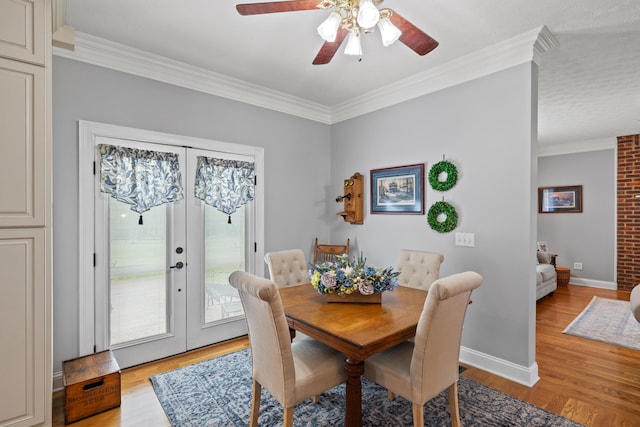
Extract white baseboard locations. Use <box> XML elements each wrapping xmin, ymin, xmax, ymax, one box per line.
<box><xmin>53</xmin><ymin>370</ymin><xmax>64</xmax><ymax>392</ymax></box>
<box><xmin>460</xmin><ymin>346</ymin><xmax>539</xmax><ymax>387</ymax></box>
<box><xmin>457</xmin><ymin>278</ymin><xmax>617</xmax><ymax>387</ymax></box>
<box><xmin>569</xmin><ymin>278</ymin><xmax>617</xmax><ymax>290</ymax></box>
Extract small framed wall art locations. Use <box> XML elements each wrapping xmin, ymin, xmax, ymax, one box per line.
<box><xmin>538</xmin><ymin>185</ymin><xmax>583</xmax><ymax>213</ymax></box>
<box><xmin>370</xmin><ymin>163</ymin><xmax>425</xmax><ymax>214</ymax></box>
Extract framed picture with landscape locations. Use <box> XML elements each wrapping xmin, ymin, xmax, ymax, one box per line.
<box><xmin>538</xmin><ymin>185</ymin><xmax>583</xmax><ymax>213</ymax></box>
<box><xmin>370</xmin><ymin>163</ymin><xmax>425</xmax><ymax>214</ymax></box>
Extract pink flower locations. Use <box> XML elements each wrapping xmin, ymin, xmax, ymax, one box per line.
<box><xmin>358</xmin><ymin>280</ymin><xmax>375</xmax><ymax>295</ymax></box>
<box><xmin>321</xmin><ymin>272</ymin><xmax>337</xmax><ymax>289</ymax></box>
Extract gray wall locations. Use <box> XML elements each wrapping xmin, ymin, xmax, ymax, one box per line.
<box><xmin>53</xmin><ymin>56</ymin><xmax>540</xmax><ymax>378</ymax></box>
<box><xmin>52</xmin><ymin>57</ymin><xmax>332</xmax><ymax>373</ymax></box>
<box><xmin>538</xmin><ymin>150</ymin><xmax>615</xmax><ymax>283</ymax></box>
<box><xmin>330</xmin><ymin>63</ymin><xmax>539</xmax><ymax>368</ymax></box>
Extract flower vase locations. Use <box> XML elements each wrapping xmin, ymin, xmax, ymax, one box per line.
<box><xmin>326</xmin><ymin>292</ymin><xmax>382</xmax><ymax>304</ymax></box>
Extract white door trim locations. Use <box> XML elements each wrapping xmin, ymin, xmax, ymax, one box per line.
<box><xmin>78</xmin><ymin>120</ymin><xmax>264</xmax><ymax>356</ymax></box>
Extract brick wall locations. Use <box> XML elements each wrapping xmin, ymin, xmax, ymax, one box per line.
<box><xmin>617</xmin><ymin>134</ymin><xmax>640</xmax><ymax>291</ymax></box>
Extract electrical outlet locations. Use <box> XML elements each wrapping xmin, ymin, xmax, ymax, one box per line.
<box><xmin>573</xmin><ymin>262</ymin><xmax>583</xmax><ymax>270</ymax></box>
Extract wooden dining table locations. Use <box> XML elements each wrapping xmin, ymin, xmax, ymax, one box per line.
<box><xmin>278</xmin><ymin>284</ymin><xmax>428</xmax><ymax>427</ymax></box>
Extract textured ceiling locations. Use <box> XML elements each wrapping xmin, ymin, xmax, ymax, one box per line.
<box><xmin>63</xmin><ymin>0</ymin><xmax>640</xmax><ymax>147</ymax></box>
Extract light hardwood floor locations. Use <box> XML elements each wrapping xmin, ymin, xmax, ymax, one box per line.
<box><xmin>52</xmin><ymin>284</ymin><xmax>640</xmax><ymax>426</ymax></box>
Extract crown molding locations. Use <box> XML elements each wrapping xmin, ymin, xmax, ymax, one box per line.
<box><xmin>53</xmin><ymin>27</ymin><xmax>557</xmax><ymax>125</ymax></box>
<box><xmin>538</xmin><ymin>137</ymin><xmax>616</xmax><ymax>157</ymax></box>
<box><xmin>330</xmin><ymin>26</ymin><xmax>558</xmax><ymax>123</ymax></box>
<box><xmin>532</xmin><ymin>26</ymin><xmax>558</xmax><ymax>66</ymax></box>
<box><xmin>53</xmin><ymin>32</ymin><xmax>333</xmax><ymax>124</ymax></box>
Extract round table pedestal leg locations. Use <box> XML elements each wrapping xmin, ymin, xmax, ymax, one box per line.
<box><xmin>344</xmin><ymin>358</ymin><xmax>364</xmax><ymax>427</ymax></box>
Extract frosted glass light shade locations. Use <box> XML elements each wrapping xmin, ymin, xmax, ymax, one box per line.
<box><xmin>344</xmin><ymin>31</ymin><xmax>362</xmax><ymax>56</ymax></box>
<box><xmin>317</xmin><ymin>11</ymin><xmax>341</xmax><ymax>42</ymax></box>
<box><xmin>356</xmin><ymin>0</ymin><xmax>380</xmax><ymax>29</ymax></box>
<box><xmin>377</xmin><ymin>17</ymin><xmax>401</xmax><ymax>46</ymax></box>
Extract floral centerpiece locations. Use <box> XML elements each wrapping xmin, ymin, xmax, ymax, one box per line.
<box><xmin>308</xmin><ymin>254</ymin><xmax>400</xmax><ymax>298</ymax></box>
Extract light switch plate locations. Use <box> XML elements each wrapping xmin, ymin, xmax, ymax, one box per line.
<box><xmin>455</xmin><ymin>232</ymin><xmax>475</xmax><ymax>247</ymax></box>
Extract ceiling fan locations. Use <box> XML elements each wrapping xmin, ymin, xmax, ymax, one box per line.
<box><xmin>235</xmin><ymin>0</ymin><xmax>439</xmax><ymax>64</ymax></box>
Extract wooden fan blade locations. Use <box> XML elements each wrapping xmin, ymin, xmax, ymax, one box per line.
<box><xmin>388</xmin><ymin>10</ymin><xmax>439</xmax><ymax>56</ymax></box>
<box><xmin>312</xmin><ymin>28</ymin><xmax>349</xmax><ymax>65</ymax></box>
<box><xmin>236</xmin><ymin>0</ymin><xmax>321</xmax><ymax>15</ymax></box>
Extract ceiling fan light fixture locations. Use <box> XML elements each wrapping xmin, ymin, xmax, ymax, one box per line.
<box><xmin>317</xmin><ymin>11</ymin><xmax>342</xmax><ymax>42</ymax></box>
<box><xmin>377</xmin><ymin>17</ymin><xmax>401</xmax><ymax>46</ymax></box>
<box><xmin>356</xmin><ymin>0</ymin><xmax>380</xmax><ymax>29</ymax></box>
<box><xmin>344</xmin><ymin>31</ymin><xmax>362</xmax><ymax>56</ymax></box>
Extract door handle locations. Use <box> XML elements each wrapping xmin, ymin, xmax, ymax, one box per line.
<box><xmin>169</xmin><ymin>261</ymin><xmax>184</xmax><ymax>270</ymax></box>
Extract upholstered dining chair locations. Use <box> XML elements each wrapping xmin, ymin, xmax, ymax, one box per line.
<box><xmin>313</xmin><ymin>238</ymin><xmax>350</xmax><ymax>264</ymax></box>
<box><xmin>396</xmin><ymin>249</ymin><xmax>445</xmax><ymax>291</ymax></box>
<box><xmin>229</xmin><ymin>271</ymin><xmax>346</xmax><ymax>427</ymax></box>
<box><xmin>363</xmin><ymin>271</ymin><xmax>482</xmax><ymax>427</ymax></box>
<box><xmin>264</xmin><ymin>248</ymin><xmax>313</xmax><ymax>343</ymax></box>
<box><xmin>264</xmin><ymin>249</ymin><xmax>309</xmax><ymax>288</ymax></box>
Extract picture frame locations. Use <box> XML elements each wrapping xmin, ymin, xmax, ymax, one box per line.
<box><xmin>370</xmin><ymin>163</ymin><xmax>425</xmax><ymax>214</ymax></box>
<box><xmin>538</xmin><ymin>185</ymin><xmax>583</xmax><ymax>213</ymax></box>
<box><xmin>537</xmin><ymin>241</ymin><xmax>548</xmax><ymax>252</ymax></box>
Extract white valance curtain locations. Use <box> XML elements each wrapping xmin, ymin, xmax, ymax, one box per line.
<box><xmin>194</xmin><ymin>157</ymin><xmax>255</xmax><ymax>223</ymax></box>
<box><xmin>99</xmin><ymin>144</ymin><xmax>184</xmax><ymax>224</ymax></box>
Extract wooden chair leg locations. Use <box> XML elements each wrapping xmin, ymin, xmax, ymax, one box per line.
<box><xmin>283</xmin><ymin>406</ymin><xmax>295</xmax><ymax>427</ymax></box>
<box><xmin>448</xmin><ymin>382</ymin><xmax>461</xmax><ymax>427</ymax></box>
<box><xmin>250</xmin><ymin>379</ymin><xmax>261</xmax><ymax>427</ymax></box>
<box><xmin>312</xmin><ymin>395</ymin><xmax>319</xmax><ymax>403</ymax></box>
<box><xmin>412</xmin><ymin>402</ymin><xmax>424</xmax><ymax>427</ymax></box>
<box><xmin>387</xmin><ymin>390</ymin><xmax>396</xmax><ymax>401</ymax></box>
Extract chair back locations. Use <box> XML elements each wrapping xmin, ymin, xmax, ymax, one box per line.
<box><xmin>410</xmin><ymin>271</ymin><xmax>482</xmax><ymax>404</ymax></box>
<box><xmin>313</xmin><ymin>238</ymin><xmax>350</xmax><ymax>264</ymax></box>
<box><xmin>396</xmin><ymin>249</ymin><xmax>444</xmax><ymax>290</ymax></box>
<box><xmin>229</xmin><ymin>271</ymin><xmax>295</xmax><ymax>404</ymax></box>
<box><xmin>264</xmin><ymin>249</ymin><xmax>308</xmax><ymax>287</ymax></box>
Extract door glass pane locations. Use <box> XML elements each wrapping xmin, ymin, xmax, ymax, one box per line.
<box><xmin>204</xmin><ymin>206</ymin><xmax>245</xmax><ymax>323</ymax></box>
<box><xmin>109</xmin><ymin>199</ymin><xmax>168</xmax><ymax>345</ymax></box>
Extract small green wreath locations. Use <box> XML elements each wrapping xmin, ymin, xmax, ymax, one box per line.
<box><xmin>427</xmin><ymin>201</ymin><xmax>458</xmax><ymax>233</ymax></box>
<box><xmin>429</xmin><ymin>160</ymin><xmax>458</xmax><ymax>191</ymax></box>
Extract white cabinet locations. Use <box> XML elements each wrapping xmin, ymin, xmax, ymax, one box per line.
<box><xmin>0</xmin><ymin>57</ymin><xmax>46</xmax><ymax>227</ymax></box>
<box><xmin>0</xmin><ymin>0</ymin><xmax>46</xmax><ymax>65</ymax></box>
<box><xmin>0</xmin><ymin>1</ymin><xmax>51</xmax><ymax>426</ymax></box>
<box><xmin>0</xmin><ymin>229</ymin><xmax>47</xmax><ymax>426</ymax></box>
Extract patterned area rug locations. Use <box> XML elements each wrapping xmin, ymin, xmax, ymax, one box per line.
<box><xmin>563</xmin><ymin>296</ymin><xmax>640</xmax><ymax>350</ymax></box>
<box><xmin>150</xmin><ymin>349</ymin><xmax>582</xmax><ymax>427</ymax></box>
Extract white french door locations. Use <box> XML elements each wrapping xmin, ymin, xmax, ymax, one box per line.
<box><xmin>79</xmin><ymin>121</ymin><xmax>263</xmax><ymax>368</ymax></box>
<box><xmin>185</xmin><ymin>148</ymin><xmax>254</xmax><ymax>350</ymax></box>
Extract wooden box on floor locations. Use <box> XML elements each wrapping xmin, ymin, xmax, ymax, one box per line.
<box><xmin>62</xmin><ymin>350</ymin><xmax>121</xmax><ymax>424</ymax></box>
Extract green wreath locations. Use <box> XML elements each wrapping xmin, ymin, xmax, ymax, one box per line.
<box><xmin>427</xmin><ymin>201</ymin><xmax>458</xmax><ymax>233</ymax></box>
<box><xmin>429</xmin><ymin>160</ymin><xmax>458</xmax><ymax>191</ymax></box>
